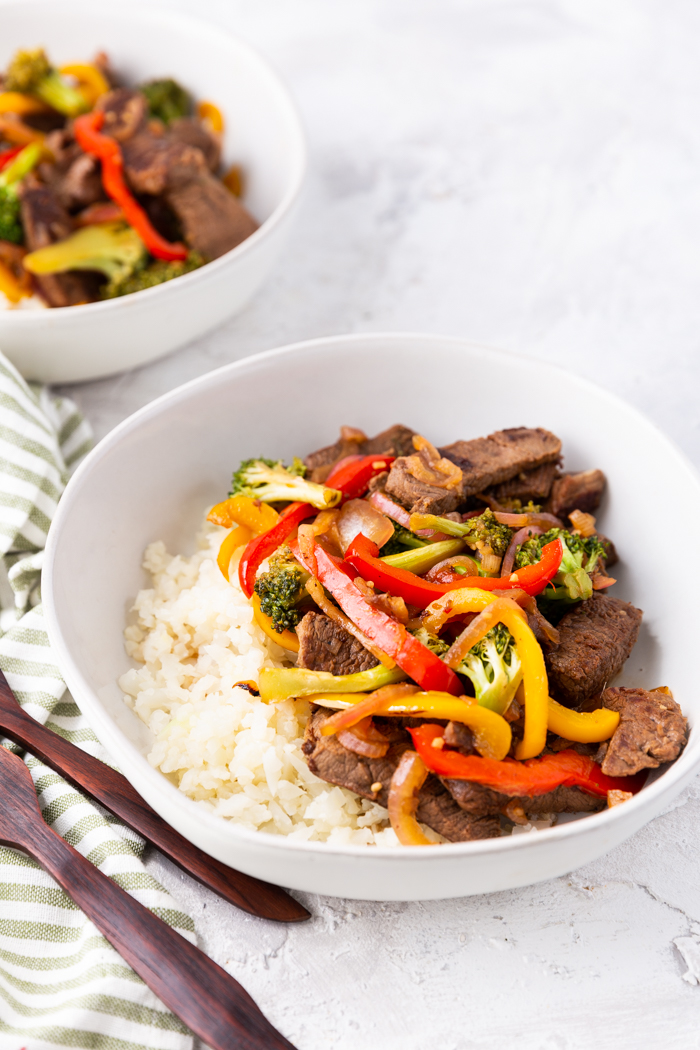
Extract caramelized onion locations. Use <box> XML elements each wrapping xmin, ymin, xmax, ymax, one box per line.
<box><xmin>297</xmin><ymin>524</ymin><xmax>317</xmax><ymax>575</ymax></box>
<box><xmin>388</xmin><ymin>751</ymin><xmax>432</xmax><ymax>845</ymax></box>
<box><xmin>479</xmin><ymin>549</ymin><xmax>502</xmax><ymax>575</ymax></box>
<box><xmin>501</xmin><ymin>525</ymin><xmax>543</xmax><ymax>577</ymax></box>
<box><xmin>494</xmin><ymin>511</ymin><xmax>563</xmax><ymax>529</ymax></box>
<box><xmin>569</xmin><ymin>509</ymin><xmax>596</xmax><ymax>537</ymax></box>
<box><xmin>591</xmin><ymin>573</ymin><xmax>617</xmax><ymax>590</ymax></box>
<box><xmin>338</xmin><ymin>498</ymin><xmax>395</xmax><ymax>553</ymax></box>
<box><xmin>305</xmin><ymin>577</ymin><xmax>396</xmax><ymax>668</ymax></box>
<box><xmin>320</xmin><ymin>683</ymin><xmax>422</xmax><ymax>735</ymax></box>
<box><xmin>337</xmin><ymin>716</ymin><xmax>389</xmax><ymax>758</ymax></box>
<box><xmin>405</xmin><ymin>436</ymin><xmax>463</xmax><ymax>491</ymax></box>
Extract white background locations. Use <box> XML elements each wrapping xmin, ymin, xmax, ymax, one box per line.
<box><xmin>59</xmin><ymin>2</ymin><xmax>700</xmax><ymax>1047</ymax></box>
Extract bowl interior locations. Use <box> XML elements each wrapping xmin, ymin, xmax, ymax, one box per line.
<box><xmin>45</xmin><ymin>334</ymin><xmax>700</xmax><ymax>872</ymax></box>
<box><xmin>0</xmin><ymin>1</ymin><xmax>302</xmax><ymax>227</ymax></box>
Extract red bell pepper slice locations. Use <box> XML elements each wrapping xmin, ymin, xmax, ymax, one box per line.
<box><xmin>346</xmin><ymin>534</ymin><xmax>564</xmax><ymax>606</ymax></box>
<box><xmin>313</xmin><ymin>544</ymin><xmax>463</xmax><ymax>694</ymax></box>
<box><xmin>238</xmin><ymin>501</ymin><xmax>313</xmax><ymax>598</ymax></box>
<box><xmin>0</xmin><ymin>146</ymin><xmax>23</xmax><ymax>173</ymax></box>
<box><xmin>325</xmin><ymin>454</ymin><xmax>395</xmax><ymax>500</ymax></box>
<box><xmin>409</xmin><ymin>723</ymin><xmax>647</xmax><ymax>797</ymax></box>
<box><xmin>73</xmin><ymin>111</ymin><xmax>188</xmax><ymax>262</ymax></box>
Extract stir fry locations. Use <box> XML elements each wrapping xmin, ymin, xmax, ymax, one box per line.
<box><xmin>0</xmin><ymin>47</ymin><xmax>256</xmax><ymax>308</ymax></box>
<box><xmin>209</xmin><ymin>424</ymin><xmax>688</xmax><ymax>845</ymax></box>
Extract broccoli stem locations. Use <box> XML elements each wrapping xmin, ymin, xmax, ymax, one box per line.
<box><xmin>380</xmin><ymin>538</ymin><xmax>466</xmax><ymax>574</ymax></box>
<box><xmin>34</xmin><ymin>71</ymin><xmax>88</xmax><ymax>117</ymax></box>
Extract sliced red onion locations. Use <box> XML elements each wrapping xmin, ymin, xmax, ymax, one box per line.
<box><xmin>501</xmin><ymin>525</ymin><xmax>543</xmax><ymax>577</ymax></box>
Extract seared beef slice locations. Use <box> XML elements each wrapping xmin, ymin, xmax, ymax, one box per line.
<box><xmin>443</xmin><ymin>778</ymin><xmax>604</xmax><ymax>817</ymax></box>
<box><xmin>296</xmin><ymin>611</ymin><xmax>378</xmax><ymax>675</ymax></box>
<box><xmin>384</xmin><ymin>457</ymin><xmax>463</xmax><ymax>516</ymax></box>
<box><xmin>98</xmin><ymin>88</ymin><xmax>258</xmax><ymax>260</ymax></box>
<box><xmin>545</xmin><ymin>593</ymin><xmax>642</xmax><ymax>706</ymax></box>
<box><xmin>304</xmin><ymin>425</ymin><xmax>417</xmax><ymax>483</ymax></box>
<box><xmin>600</xmin><ymin>687</ymin><xmax>687</xmax><ymax>777</ymax></box>
<box><xmin>303</xmin><ymin>709</ymin><xmax>500</xmax><ymax>841</ymax></box>
<box><xmin>487</xmin><ymin>462</ymin><xmax>559</xmax><ymax>504</ymax></box>
<box><xmin>19</xmin><ymin>182</ymin><xmax>98</xmax><ymax>306</ymax></box>
<box><xmin>547</xmin><ymin>469</ymin><xmax>607</xmax><ymax>519</ymax></box>
<box><xmin>439</xmin><ymin>427</ymin><xmax>561</xmax><ymax>497</ymax></box>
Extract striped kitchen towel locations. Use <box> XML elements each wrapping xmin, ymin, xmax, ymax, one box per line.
<box><xmin>0</xmin><ymin>354</ymin><xmax>195</xmax><ymax>1050</ymax></box>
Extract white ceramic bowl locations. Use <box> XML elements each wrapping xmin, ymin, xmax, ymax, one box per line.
<box><xmin>0</xmin><ymin>1</ymin><xmax>306</xmax><ymax>384</ymax></box>
<box><xmin>44</xmin><ymin>334</ymin><xmax>700</xmax><ymax>901</ymax></box>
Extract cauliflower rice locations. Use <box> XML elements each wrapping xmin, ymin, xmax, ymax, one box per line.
<box><xmin>119</xmin><ymin>521</ymin><xmax>406</xmax><ymax>845</ymax></box>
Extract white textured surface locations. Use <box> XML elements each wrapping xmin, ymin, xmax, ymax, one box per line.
<box><xmin>56</xmin><ymin>1</ymin><xmax>700</xmax><ymax>1045</ymax></box>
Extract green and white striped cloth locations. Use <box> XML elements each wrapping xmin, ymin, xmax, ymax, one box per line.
<box><xmin>0</xmin><ymin>354</ymin><xmax>195</xmax><ymax>1050</ymax></box>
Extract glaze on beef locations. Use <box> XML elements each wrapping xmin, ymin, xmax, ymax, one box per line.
<box><xmin>545</xmin><ymin>593</ymin><xmax>642</xmax><ymax>706</ymax></box>
<box><xmin>600</xmin><ymin>687</ymin><xmax>687</xmax><ymax>777</ymax></box>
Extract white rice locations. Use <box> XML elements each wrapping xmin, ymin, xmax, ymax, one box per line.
<box><xmin>0</xmin><ymin>290</ymin><xmax>47</xmax><ymax>311</ymax></box>
<box><xmin>119</xmin><ymin>520</ymin><xmax>410</xmax><ymax>845</ymax></box>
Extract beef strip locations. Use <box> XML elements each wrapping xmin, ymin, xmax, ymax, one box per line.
<box><xmin>600</xmin><ymin>687</ymin><xmax>687</xmax><ymax>777</ymax></box>
<box><xmin>97</xmin><ymin>88</ymin><xmax>148</xmax><ymax>142</ymax></box>
<box><xmin>97</xmin><ymin>89</ymin><xmax>257</xmax><ymax>260</ymax></box>
<box><xmin>296</xmin><ymin>611</ymin><xmax>378</xmax><ymax>675</ymax></box>
<box><xmin>19</xmin><ymin>181</ymin><xmax>99</xmax><ymax>307</ymax></box>
<box><xmin>96</xmin><ymin>88</ymin><xmax>148</xmax><ymax>141</ymax></box>
<box><xmin>304</xmin><ymin>425</ymin><xmax>417</xmax><ymax>483</ymax></box>
<box><xmin>384</xmin><ymin>457</ymin><xmax>462</xmax><ymax>516</ymax></box>
<box><xmin>439</xmin><ymin>427</ymin><xmax>562</xmax><ymax>497</ymax></box>
<box><xmin>303</xmin><ymin>709</ymin><xmax>500</xmax><ymax>841</ymax></box>
<box><xmin>486</xmin><ymin>462</ymin><xmax>559</xmax><ymax>505</ymax></box>
<box><xmin>546</xmin><ymin>469</ymin><xmax>607</xmax><ymax>519</ymax></box>
<box><xmin>364</xmin><ymin>424</ymin><xmax>417</xmax><ymax>458</ymax></box>
<box><xmin>544</xmin><ymin>593</ymin><xmax>642</xmax><ymax>706</ymax></box>
<box><xmin>442</xmin><ymin>778</ymin><xmax>604</xmax><ymax>817</ymax></box>
<box><xmin>121</xmin><ymin>131</ymin><xmax>208</xmax><ymax>195</ymax></box>
<box><xmin>169</xmin><ymin>117</ymin><xmax>221</xmax><ymax>172</ymax></box>
<box><xmin>165</xmin><ymin>176</ymin><xmax>258</xmax><ymax>259</ymax></box>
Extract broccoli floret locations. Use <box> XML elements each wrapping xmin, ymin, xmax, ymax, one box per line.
<box><xmin>410</xmin><ymin>508</ymin><xmax>512</xmax><ymax>558</ymax></box>
<box><xmin>230</xmin><ymin>457</ymin><xmax>342</xmax><ymax>509</ymax></box>
<box><xmin>23</xmin><ymin>222</ymin><xmax>148</xmax><ymax>286</ymax></box>
<box><xmin>457</xmin><ymin>623</ymin><xmax>522</xmax><ymax>714</ymax></box>
<box><xmin>411</xmin><ymin>626</ymin><xmax>450</xmax><ymax>657</ymax></box>
<box><xmin>139</xmin><ymin>78</ymin><xmax>191</xmax><ymax>124</ymax></box>
<box><xmin>5</xmin><ymin>48</ymin><xmax>88</xmax><ymax>116</ymax></box>
<box><xmin>254</xmin><ymin>545</ymin><xmax>308</xmax><ymax>633</ymax></box>
<box><xmin>0</xmin><ymin>142</ymin><xmax>42</xmax><ymax>244</ymax></box>
<box><xmin>102</xmin><ymin>251</ymin><xmax>205</xmax><ymax>298</ymax></box>
<box><xmin>379</xmin><ymin>522</ymin><xmax>428</xmax><ymax>556</ymax></box>
<box><xmin>516</xmin><ymin>528</ymin><xmax>607</xmax><ymax>607</ymax></box>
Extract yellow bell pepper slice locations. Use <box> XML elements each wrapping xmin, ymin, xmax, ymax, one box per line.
<box><xmin>0</xmin><ymin>92</ymin><xmax>49</xmax><ymax>116</ymax></box>
<box><xmin>317</xmin><ymin>689</ymin><xmax>511</xmax><ymax>761</ymax></box>
<box><xmin>252</xmin><ymin>594</ymin><xmax>299</xmax><ymax>652</ymax></box>
<box><xmin>425</xmin><ymin>589</ymin><xmax>549</xmax><ymax>760</ymax></box>
<box><xmin>208</xmin><ymin>495</ymin><xmax>279</xmax><ymax>534</ymax></box>
<box><xmin>0</xmin><ymin>260</ymin><xmax>30</xmax><ymax>303</ymax></box>
<box><xmin>59</xmin><ymin>64</ymin><xmax>110</xmax><ymax>107</ymax></box>
<box><xmin>422</xmin><ymin>586</ymin><xmax>497</xmax><ymax>634</ymax></box>
<box><xmin>547</xmin><ymin>697</ymin><xmax>620</xmax><ymax>743</ymax></box>
<box><xmin>259</xmin><ymin>664</ymin><xmax>406</xmax><ymax>703</ymax></box>
<box><xmin>216</xmin><ymin>524</ymin><xmax>252</xmax><ymax>581</ymax></box>
<box><xmin>222</xmin><ymin>164</ymin><xmax>243</xmax><ymax>197</ymax></box>
<box><xmin>197</xmin><ymin>100</ymin><xmax>224</xmax><ymax>134</ymax></box>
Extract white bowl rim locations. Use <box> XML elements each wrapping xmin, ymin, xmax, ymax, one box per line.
<box><xmin>43</xmin><ymin>331</ymin><xmax>700</xmax><ymax>862</ymax></box>
<box><xmin>0</xmin><ymin>0</ymin><xmax>308</xmax><ymax>320</ymax></box>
